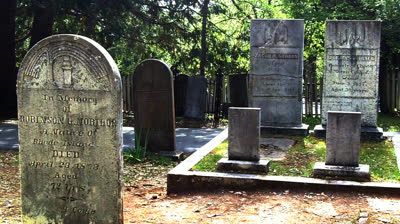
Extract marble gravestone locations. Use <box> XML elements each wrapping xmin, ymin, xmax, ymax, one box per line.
<box><xmin>17</xmin><ymin>35</ymin><xmax>123</xmax><ymax>223</ymax></box>
<box><xmin>218</xmin><ymin>107</ymin><xmax>269</xmax><ymax>172</ymax></box>
<box><xmin>248</xmin><ymin>19</ymin><xmax>308</xmax><ymax>136</ymax></box>
<box><xmin>183</xmin><ymin>75</ymin><xmax>207</xmax><ymax>120</ymax></box>
<box><xmin>313</xmin><ymin>111</ymin><xmax>370</xmax><ymax>181</ymax></box>
<box><xmin>314</xmin><ymin>20</ymin><xmax>383</xmax><ymax>140</ymax></box>
<box><xmin>133</xmin><ymin>59</ymin><xmax>181</xmax><ymax>158</ymax></box>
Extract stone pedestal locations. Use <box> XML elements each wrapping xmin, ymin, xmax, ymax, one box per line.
<box><xmin>218</xmin><ymin>107</ymin><xmax>269</xmax><ymax>172</ymax></box>
<box><xmin>261</xmin><ymin>124</ymin><xmax>309</xmax><ymax>136</ymax></box>
<box><xmin>313</xmin><ymin>125</ymin><xmax>383</xmax><ymax>141</ymax></box>
<box><xmin>313</xmin><ymin>111</ymin><xmax>370</xmax><ymax>181</ymax></box>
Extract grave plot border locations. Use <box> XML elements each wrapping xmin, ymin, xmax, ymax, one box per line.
<box><xmin>167</xmin><ymin>129</ymin><xmax>400</xmax><ymax>194</ymax></box>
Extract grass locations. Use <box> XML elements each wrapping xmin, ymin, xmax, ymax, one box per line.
<box><xmin>378</xmin><ymin>113</ymin><xmax>400</xmax><ymax>132</ymax></box>
<box><xmin>192</xmin><ymin>136</ymin><xmax>400</xmax><ymax>182</ymax></box>
<box><xmin>302</xmin><ymin>116</ymin><xmax>321</xmax><ymax>130</ymax></box>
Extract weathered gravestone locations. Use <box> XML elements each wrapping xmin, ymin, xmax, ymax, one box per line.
<box><xmin>17</xmin><ymin>34</ymin><xmax>123</xmax><ymax>223</ymax></box>
<box><xmin>314</xmin><ymin>20</ymin><xmax>383</xmax><ymax>140</ymax></box>
<box><xmin>313</xmin><ymin>111</ymin><xmax>370</xmax><ymax>181</ymax></box>
<box><xmin>218</xmin><ymin>107</ymin><xmax>269</xmax><ymax>172</ymax></box>
<box><xmin>184</xmin><ymin>75</ymin><xmax>207</xmax><ymax>119</ymax></box>
<box><xmin>133</xmin><ymin>59</ymin><xmax>181</xmax><ymax>158</ymax></box>
<box><xmin>174</xmin><ymin>74</ymin><xmax>189</xmax><ymax>116</ymax></box>
<box><xmin>229</xmin><ymin>74</ymin><xmax>248</xmax><ymax>107</ymax></box>
<box><xmin>248</xmin><ymin>19</ymin><xmax>308</xmax><ymax>136</ymax></box>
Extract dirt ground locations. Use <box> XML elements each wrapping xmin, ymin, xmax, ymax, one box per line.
<box><xmin>1</xmin><ymin>150</ymin><xmax>400</xmax><ymax>224</ymax></box>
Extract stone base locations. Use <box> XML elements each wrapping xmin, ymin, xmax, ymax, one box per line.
<box><xmin>313</xmin><ymin>125</ymin><xmax>384</xmax><ymax>141</ymax></box>
<box><xmin>151</xmin><ymin>151</ymin><xmax>184</xmax><ymax>161</ymax></box>
<box><xmin>312</xmin><ymin>162</ymin><xmax>370</xmax><ymax>182</ymax></box>
<box><xmin>261</xmin><ymin>124</ymin><xmax>309</xmax><ymax>136</ymax></box>
<box><xmin>217</xmin><ymin>158</ymin><xmax>270</xmax><ymax>173</ymax></box>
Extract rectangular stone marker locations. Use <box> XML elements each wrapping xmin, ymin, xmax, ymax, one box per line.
<box><xmin>174</xmin><ymin>74</ymin><xmax>189</xmax><ymax>116</ymax></box>
<box><xmin>228</xmin><ymin>107</ymin><xmax>260</xmax><ymax>161</ymax></box>
<box><xmin>17</xmin><ymin>34</ymin><xmax>123</xmax><ymax>223</ymax></box>
<box><xmin>184</xmin><ymin>75</ymin><xmax>207</xmax><ymax>119</ymax></box>
<box><xmin>326</xmin><ymin>111</ymin><xmax>361</xmax><ymax>166</ymax></box>
<box><xmin>322</xmin><ymin>20</ymin><xmax>381</xmax><ymax>127</ymax></box>
<box><xmin>229</xmin><ymin>74</ymin><xmax>248</xmax><ymax>107</ymax></box>
<box><xmin>248</xmin><ymin>19</ymin><xmax>304</xmax><ymax>127</ymax></box>
<box><xmin>134</xmin><ymin>59</ymin><xmax>179</xmax><ymax>157</ymax></box>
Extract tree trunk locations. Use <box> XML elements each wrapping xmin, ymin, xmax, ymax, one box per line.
<box><xmin>29</xmin><ymin>0</ymin><xmax>55</xmax><ymax>48</ymax></box>
<box><xmin>0</xmin><ymin>0</ymin><xmax>17</xmax><ymax>119</ymax></box>
<box><xmin>199</xmin><ymin>0</ymin><xmax>210</xmax><ymax>77</ymax></box>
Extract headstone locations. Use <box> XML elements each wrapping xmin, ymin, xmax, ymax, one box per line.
<box><xmin>174</xmin><ymin>74</ymin><xmax>189</xmax><ymax>116</ymax></box>
<box><xmin>229</xmin><ymin>74</ymin><xmax>248</xmax><ymax>107</ymax></box>
<box><xmin>248</xmin><ymin>19</ymin><xmax>308</xmax><ymax>135</ymax></box>
<box><xmin>183</xmin><ymin>75</ymin><xmax>207</xmax><ymax>119</ymax></box>
<box><xmin>217</xmin><ymin>107</ymin><xmax>269</xmax><ymax>172</ymax></box>
<box><xmin>133</xmin><ymin>59</ymin><xmax>180</xmax><ymax>158</ymax></box>
<box><xmin>17</xmin><ymin>34</ymin><xmax>123</xmax><ymax>223</ymax></box>
<box><xmin>314</xmin><ymin>20</ymin><xmax>383</xmax><ymax>141</ymax></box>
<box><xmin>321</xmin><ymin>20</ymin><xmax>381</xmax><ymax>127</ymax></box>
<box><xmin>313</xmin><ymin>111</ymin><xmax>370</xmax><ymax>181</ymax></box>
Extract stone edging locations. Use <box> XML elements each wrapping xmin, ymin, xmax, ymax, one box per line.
<box><xmin>167</xmin><ymin>129</ymin><xmax>400</xmax><ymax>194</ymax></box>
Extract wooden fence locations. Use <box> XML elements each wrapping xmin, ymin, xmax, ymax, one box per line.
<box><xmin>384</xmin><ymin>70</ymin><xmax>400</xmax><ymax>112</ymax></box>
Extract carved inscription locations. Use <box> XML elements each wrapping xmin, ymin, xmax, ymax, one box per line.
<box><xmin>252</xmin><ymin>76</ymin><xmax>298</xmax><ymax>97</ymax></box>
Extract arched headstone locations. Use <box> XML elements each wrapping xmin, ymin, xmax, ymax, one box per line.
<box><xmin>133</xmin><ymin>59</ymin><xmax>180</xmax><ymax>158</ymax></box>
<box><xmin>17</xmin><ymin>34</ymin><xmax>123</xmax><ymax>224</ymax></box>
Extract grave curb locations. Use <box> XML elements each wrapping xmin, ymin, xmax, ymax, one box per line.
<box><xmin>167</xmin><ymin>129</ymin><xmax>400</xmax><ymax>194</ymax></box>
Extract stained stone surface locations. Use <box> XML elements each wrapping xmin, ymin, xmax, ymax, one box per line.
<box><xmin>17</xmin><ymin>34</ymin><xmax>123</xmax><ymax>224</ymax></box>
<box><xmin>322</xmin><ymin>20</ymin><xmax>381</xmax><ymax>127</ymax></box>
<box><xmin>326</xmin><ymin>111</ymin><xmax>361</xmax><ymax>166</ymax></box>
<box><xmin>174</xmin><ymin>74</ymin><xmax>189</xmax><ymax>116</ymax></box>
<box><xmin>248</xmin><ymin>19</ymin><xmax>304</xmax><ymax>127</ymax></box>
<box><xmin>133</xmin><ymin>59</ymin><xmax>176</xmax><ymax>153</ymax></box>
<box><xmin>259</xmin><ymin>138</ymin><xmax>295</xmax><ymax>161</ymax></box>
<box><xmin>228</xmin><ymin>107</ymin><xmax>260</xmax><ymax>161</ymax></box>
<box><xmin>184</xmin><ymin>75</ymin><xmax>207</xmax><ymax>119</ymax></box>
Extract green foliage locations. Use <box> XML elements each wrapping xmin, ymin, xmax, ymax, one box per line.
<box><xmin>192</xmin><ymin>140</ymin><xmax>227</xmax><ymax>171</ymax></box>
<box><xmin>123</xmin><ymin>128</ymin><xmax>150</xmax><ymax>163</ymax></box>
<box><xmin>378</xmin><ymin>113</ymin><xmax>400</xmax><ymax>132</ymax></box>
<box><xmin>302</xmin><ymin>116</ymin><xmax>322</xmax><ymax>130</ymax></box>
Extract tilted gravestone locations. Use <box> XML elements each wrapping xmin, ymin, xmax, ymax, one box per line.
<box><xmin>248</xmin><ymin>19</ymin><xmax>308</xmax><ymax>135</ymax></box>
<box><xmin>218</xmin><ymin>107</ymin><xmax>269</xmax><ymax>172</ymax></box>
<box><xmin>17</xmin><ymin>34</ymin><xmax>123</xmax><ymax>223</ymax></box>
<box><xmin>184</xmin><ymin>75</ymin><xmax>207</xmax><ymax>120</ymax></box>
<box><xmin>313</xmin><ymin>111</ymin><xmax>370</xmax><ymax>181</ymax></box>
<box><xmin>133</xmin><ymin>59</ymin><xmax>180</xmax><ymax>158</ymax></box>
<box><xmin>174</xmin><ymin>74</ymin><xmax>189</xmax><ymax>116</ymax></box>
<box><xmin>315</xmin><ymin>20</ymin><xmax>383</xmax><ymax>140</ymax></box>
<box><xmin>229</xmin><ymin>74</ymin><xmax>248</xmax><ymax>107</ymax></box>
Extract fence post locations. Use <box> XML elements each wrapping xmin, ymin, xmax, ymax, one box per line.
<box><xmin>214</xmin><ymin>69</ymin><xmax>223</xmax><ymax>127</ymax></box>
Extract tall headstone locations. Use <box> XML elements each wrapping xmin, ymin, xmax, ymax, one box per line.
<box><xmin>217</xmin><ymin>107</ymin><xmax>269</xmax><ymax>172</ymax></box>
<box><xmin>313</xmin><ymin>111</ymin><xmax>370</xmax><ymax>181</ymax></box>
<box><xmin>229</xmin><ymin>74</ymin><xmax>248</xmax><ymax>107</ymax></box>
<box><xmin>248</xmin><ymin>19</ymin><xmax>308</xmax><ymax>135</ymax></box>
<box><xmin>174</xmin><ymin>74</ymin><xmax>189</xmax><ymax>116</ymax></box>
<box><xmin>133</xmin><ymin>59</ymin><xmax>180</xmax><ymax>158</ymax></box>
<box><xmin>17</xmin><ymin>34</ymin><xmax>123</xmax><ymax>223</ymax></box>
<box><xmin>183</xmin><ymin>75</ymin><xmax>207</xmax><ymax>119</ymax></box>
<box><xmin>315</xmin><ymin>20</ymin><xmax>383</xmax><ymax>140</ymax></box>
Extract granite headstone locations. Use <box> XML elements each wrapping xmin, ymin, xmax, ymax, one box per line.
<box><xmin>17</xmin><ymin>34</ymin><xmax>123</xmax><ymax>223</ymax></box>
<box><xmin>133</xmin><ymin>59</ymin><xmax>177</xmax><ymax>155</ymax></box>
<box><xmin>248</xmin><ymin>19</ymin><xmax>305</xmax><ymax>128</ymax></box>
<box><xmin>229</xmin><ymin>74</ymin><xmax>248</xmax><ymax>107</ymax></box>
<box><xmin>322</xmin><ymin>20</ymin><xmax>381</xmax><ymax>127</ymax></box>
<box><xmin>183</xmin><ymin>75</ymin><xmax>207</xmax><ymax>119</ymax></box>
<box><xmin>174</xmin><ymin>74</ymin><xmax>189</xmax><ymax>116</ymax></box>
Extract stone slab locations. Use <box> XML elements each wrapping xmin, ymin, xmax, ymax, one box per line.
<box><xmin>326</xmin><ymin>111</ymin><xmax>361</xmax><ymax>166</ymax></box>
<box><xmin>228</xmin><ymin>74</ymin><xmax>248</xmax><ymax>107</ymax></box>
<box><xmin>313</xmin><ymin>162</ymin><xmax>370</xmax><ymax>182</ymax></box>
<box><xmin>217</xmin><ymin>158</ymin><xmax>270</xmax><ymax>173</ymax></box>
<box><xmin>259</xmin><ymin>138</ymin><xmax>295</xmax><ymax>161</ymax></box>
<box><xmin>174</xmin><ymin>74</ymin><xmax>189</xmax><ymax>116</ymax></box>
<box><xmin>313</xmin><ymin>125</ymin><xmax>384</xmax><ymax>141</ymax></box>
<box><xmin>261</xmin><ymin>124</ymin><xmax>309</xmax><ymax>136</ymax></box>
<box><xmin>228</xmin><ymin>107</ymin><xmax>260</xmax><ymax>161</ymax></box>
<box><xmin>133</xmin><ymin>59</ymin><xmax>176</xmax><ymax>153</ymax></box>
<box><xmin>322</xmin><ymin>20</ymin><xmax>381</xmax><ymax>127</ymax></box>
<box><xmin>184</xmin><ymin>75</ymin><xmax>207</xmax><ymax>119</ymax></box>
<box><xmin>248</xmin><ymin>19</ymin><xmax>304</xmax><ymax>127</ymax></box>
<box><xmin>17</xmin><ymin>34</ymin><xmax>123</xmax><ymax>223</ymax></box>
